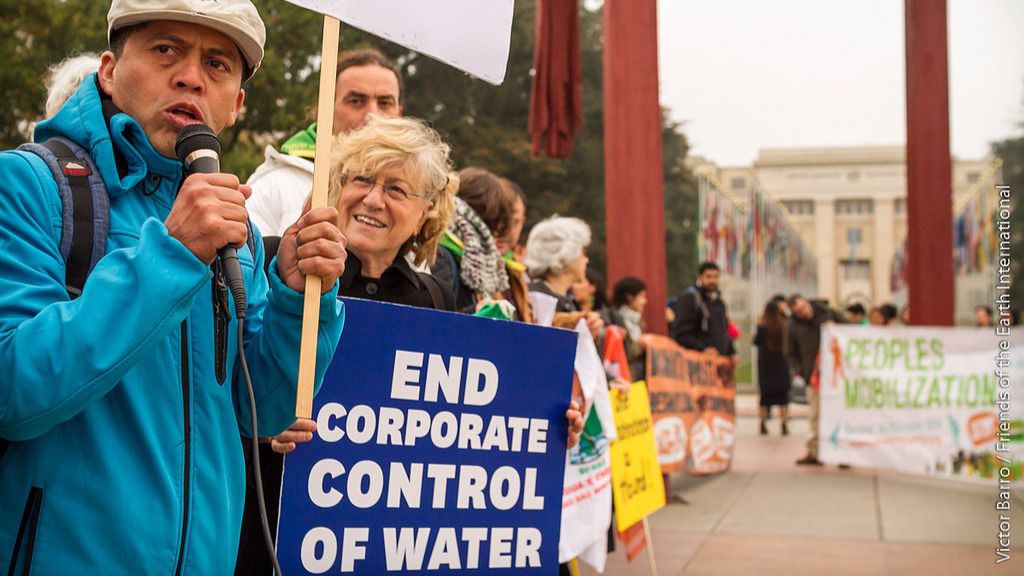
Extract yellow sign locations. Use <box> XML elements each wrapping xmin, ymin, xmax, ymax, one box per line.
<box><xmin>610</xmin><ymin>381</ymin><xmax>666</xmax><ymax>530</ymax></box>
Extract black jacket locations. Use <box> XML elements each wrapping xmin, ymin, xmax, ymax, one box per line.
<box><xmin>787</xmin><ymin>315</ymin><xmax>822</xmax><ymax>381</ymax></box>
<box><xmin>669</xmin><ymin>285</ymin><xmax>735</xmax><ymax>355</ymax></box>
<box><xmin>528</xmin><ymin>280</ymin><xmax>581</xmax><ymax>313</ymax></box>
<box><xmin>430</xmin><ymin>245</ymin><xmax>476</xmax><ymax>312</ymax></box>
<box><xmin>340</xmin><ymin>252</ymin><xmax>454</xmax><ymax>311</ymax></box>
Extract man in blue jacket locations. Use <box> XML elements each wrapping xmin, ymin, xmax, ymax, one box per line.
<box><xmin>0</xmin><ymin>1</ymin><xmax>347</xmax><ymax>573</ymax></box>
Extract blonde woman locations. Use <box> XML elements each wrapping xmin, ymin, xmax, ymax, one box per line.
<box><xmin>322</xmin><ymin>115</ymin><xmax>457</xmax><ymax>307</ymax></box>
<box><xmin>239</xmin><ymin>116</ymin><xmax>458</xmax><ymax>572</ymax></box>
<box><xmin>241</xmin><ymin>117</ymin><xmax>585</xmax><ymax>573</ymax></box>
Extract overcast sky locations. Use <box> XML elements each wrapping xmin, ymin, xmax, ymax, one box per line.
<box><xmin>656</xmin><ymin>0</ymin><xmax>1024</xmax><ymax>166</ymax></box>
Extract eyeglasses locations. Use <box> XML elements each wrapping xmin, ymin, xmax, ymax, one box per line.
<box><xmin>342</xmin><ymin>173</ymin><xmax>430</xmax><ymax>203</ymax></box>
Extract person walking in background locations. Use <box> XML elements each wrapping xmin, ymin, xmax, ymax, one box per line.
<box><xmin>771</xmin><ymin>293</ymin><xmax>790</xmax><ymax>316</ymax></box>
<box><xmin>788</xmin><ymin>295</ymin><xmax>824</xmax><ymax>465</ymax></box>
<box><xmin>754</xmin><ymin>299</ymin><xmax>792</xmax><ymax>435</ymax></box>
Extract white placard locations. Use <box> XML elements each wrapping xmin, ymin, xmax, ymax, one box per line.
<box><xmin>819</xmin><ymin>325</ymin><xmax>1024</xmax><ymax>483</ymax></box>
<box><xmin>284</xmin><ymin>0</ymin><xmax>515</xmax><ymax>85</ymax></box>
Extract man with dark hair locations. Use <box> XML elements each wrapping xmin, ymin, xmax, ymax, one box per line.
<box><xmin>669</xmin><ymin>261</ymin><xmax>737</xmax><ymax>360</ymax></box>
<box><xmin>0</xmin><ymin>1</ymin><xmax>346</xmax><ymax>573</ymax></box>
<box><xmin>845</xmin><ymin>303</ymin><xmax>867</xmax><ymax>325</ymax></box>
<box><xmin>246</xmin><ymin>47</ymin><xmax>404</xmax><ymax>236</ymax></box>
<box><xmin>788</xmin><ymin>295</ymin><xmax>825</xmax><ymax>465</ymax></box>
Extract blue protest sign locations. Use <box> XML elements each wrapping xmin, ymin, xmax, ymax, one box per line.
<box><xmin>278</xmin><ymin>298</ymin><xmax>576</xmax><ymax>574</ymax></box>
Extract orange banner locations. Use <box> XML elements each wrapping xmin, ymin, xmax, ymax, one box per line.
<box><xmin>644</xmin><ymin>336</ymin><xmax>737</xmax><ymax>475</ymax></box>
<box><xmin>617</xmin><ymin>520</ymin><xmax>647</xmax><ymax>563</ymax></box>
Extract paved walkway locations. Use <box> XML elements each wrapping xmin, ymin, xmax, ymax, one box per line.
<box><xmin>581</xmin><ymin>393</ymin><xmax>1024</xmax><ymax>576</ymax></box>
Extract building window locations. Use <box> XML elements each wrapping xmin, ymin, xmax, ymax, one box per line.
<box><xmin>835</xmin><ymin>199</ymin><xmax>874</xmax><ymax>215</ymax></box>
<box><xmin>895</xmin><ymin>198</ymin><xmax>905</xmax><ymax>214</ymax></box>
<box><xmin>782</xmin><ymin>200</ymin><xmax>815</xmax><ymax>216</ymax></box>
<box><xmin>731</xmin><ymin>177</ymin><xmax>746</xmax><ymax>190</ymax></box>
<box><xmin>966</xmin><ymin>171</ymin><xmax>981</xmax><ymax>184</ymax></box>
<box><xmin>840</xmin><ymin>259</ymin><xmax>871</xmax><ymax>281</ymax></box>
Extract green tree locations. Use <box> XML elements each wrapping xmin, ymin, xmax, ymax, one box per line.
<box><xmin>1</xmin><ymin>0</ymin><xmax>699</xmax><ymax>292</ymax></box>
<box><xmin>0</xmin><ymin>0</ymin><xmax>108</xmax><ymax>148</ymax></box>
<box><xmin>377</xmin><ymin>2</ymin><xmax>697</xmax><ymax>290</ymax></box>
<box><xmin>222</xmin><ymin>0</ymin><xmax>344</xmax><ymax>176</ymax></box>
<box><xmin>662</xmin><ymin>112</ymin><xmax>699</xmax><ymax>296</ymax></box>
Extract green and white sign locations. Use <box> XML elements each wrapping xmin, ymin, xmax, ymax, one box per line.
<box><xmin>819</xmin><ymin>325</ymin><xmax>1024</xmax><ymax>483</ymax></box>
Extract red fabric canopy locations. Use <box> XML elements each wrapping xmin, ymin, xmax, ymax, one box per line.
<box><xmin>528</xmin><ymin>0</ymin><xmax>582</xmax><ymax>159</ymax></box>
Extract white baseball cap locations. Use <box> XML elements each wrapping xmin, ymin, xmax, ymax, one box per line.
<box><xmin>107</xmin><ymin>0</ymin><xmax>266</xmax><ymax>78</ymax></box>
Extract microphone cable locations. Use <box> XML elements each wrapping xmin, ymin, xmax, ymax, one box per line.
<box><xmin>225</xmin><ymin>241</ymin><xmax>282</xmax><ymax>576</ymax></box>
<box><xmin>176</xmin><ymin>124</ymin><xmax>282</xmax><ymax>574</ymax></box>
<box><xmin>239</xmin><ymin>318</ymin><xmax>285</xmax><ymax>576</ymax></box>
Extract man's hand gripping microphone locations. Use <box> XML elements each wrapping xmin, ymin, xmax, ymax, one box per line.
<box><xmin>175</xmin><ymin>124</ymin><xmax>247</xmax><ymax>319</ymax></box>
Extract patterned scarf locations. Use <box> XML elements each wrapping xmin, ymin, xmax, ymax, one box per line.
<box><xmin>451</xmin><ymin>196</ymin><xmax>509</xmax><ymax>296</ymax></box>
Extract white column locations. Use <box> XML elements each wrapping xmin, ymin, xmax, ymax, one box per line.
<box><xmin>873</xmin><ymin>197</ymin><xmax>896</xmax><ymax>304</ymax></box>
<box><xmin>815</xmin><ymin>199</ymin><xmax>836</xmax><ymax>302</ymax></box>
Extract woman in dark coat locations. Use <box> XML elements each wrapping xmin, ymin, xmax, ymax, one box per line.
<box><xmin>239</xmin><ymin>119</ymin><xmax>583</xmax><ymax>574</ymax></box>
<box><xmin>754</xmin><ymin>298</ymin><xmax>792</xmax><ymax>435</ymax></box>
<box><xmin>237</xmin><ymin>117</ymin><xmax>459</xmax><ymax>574</ymax></box>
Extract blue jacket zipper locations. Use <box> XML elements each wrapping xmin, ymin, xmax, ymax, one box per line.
<box><xmin>173</xmin><ymin>320</ymin><xmax>191</xmax><ymax>576</ymax></box>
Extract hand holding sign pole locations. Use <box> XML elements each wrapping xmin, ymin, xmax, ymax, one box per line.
<box><xmin>295</xmin><ymin>15</ymin><xmax>340</xmax><ymax>419</ymax></box>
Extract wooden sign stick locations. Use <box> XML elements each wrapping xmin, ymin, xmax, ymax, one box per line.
<box><xmin>643</xmin><ymin>517</ymin><xmax>659</xmax><ymax>576</ymax></box>
<box><xmin>296</xmin><ymin>16</ymin><xmax>341</xmax><ymax>419</ymax></box>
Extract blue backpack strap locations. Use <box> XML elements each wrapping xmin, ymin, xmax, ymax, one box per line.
<box><xmin>17</xmin><ymin>137</ymin><xmax>109</xmax><ymax>298</ymax></box>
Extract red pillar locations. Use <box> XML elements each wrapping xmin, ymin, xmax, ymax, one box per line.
<box><xmin>603</xmin><ymin>0</ymin><xmax>668</xmax><ymax>334</ymax></box>
<box><xmin>905</xmin><ymin>0</ymin><xmax>954</xmax><ymax>326</ymax></box>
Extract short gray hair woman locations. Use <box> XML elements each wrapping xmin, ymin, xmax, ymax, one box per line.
<box><xmin>524</xmin><ymin>216</ymin><xmax>591</xmax><ymax>280</ymax></box>
<box><xmin>524</xmin><ymin>216</ymin><xmax>604</xmax><ymax>343</ymax></box>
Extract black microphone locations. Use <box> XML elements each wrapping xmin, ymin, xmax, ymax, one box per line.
<box><xmin>175</xmin><ymin>124</ymin><xmax>247</xmax><ymax>319</ymax></box>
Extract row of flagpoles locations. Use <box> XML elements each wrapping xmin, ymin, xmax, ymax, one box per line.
<box><xmin>891</xmin><ymin>158</ymin><xmax>1004</xmax><ymax>295</ymax></box>
<box><xmin>696</xmin><ymin>171</ymin><xmax>818</xmax><ymax>301</ymax></box>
